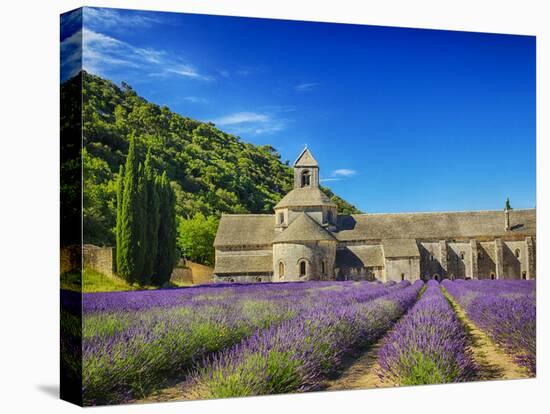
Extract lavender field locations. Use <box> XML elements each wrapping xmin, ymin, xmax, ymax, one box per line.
<box><xmin>62</xmin><ymin>278</ymin><xmax>536</xmax><ymax>406</ymax></box>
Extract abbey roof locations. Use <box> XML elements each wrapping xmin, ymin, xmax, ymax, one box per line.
<box><xmin>214</xmin><ymin>209</ymin><xmax>536</xmax><ymax>248</ymax></box>
<box><xmin>335</xmin><ymin>245</ymin><xmax>385</xmax><ymax>268</ymax></box>
<box><xmin>382</xmin><ymin>239</ymin><xmax>420</xmax><ymax>258</ymax></box>
<box><xmin>294</xmin><ymin>147</ymin><xmax>319</xmax><ymax>167</ymax></box>
<box><xmin>273</xmin><ymin>213</ymin><xmax>337</xmax><ymax>244</ymax></box>
<box><xmin>274</xmin><ymin>187</ymin><xmax>337</xmax><ymax>209</ymax></box>
<box><xmin>335</xmin><ymin>209</ymin><xmax>536</xmax><ymax>242</ymax></box>
<box><xmin>214</xmin><ymin>253</ymin><xmax>273</xmax><ymax>274</ymax></box>
<box><xmin>214</xmin><ymin>214</ymin><xmax>274</xmax><ymax>248</ymax></box>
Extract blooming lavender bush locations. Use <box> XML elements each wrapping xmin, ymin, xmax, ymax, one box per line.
<box><xmin>378</xmin><ymin>280</ymin><xmax>476</xmax><ymax>385</ymax></box>
<box><xmin>442</xmin><ymin>279</ymin><xmax>535</xmax><ymax>374</ymax></box>
<box><xmin>184</xmin><ymin>281</ymin><xmax>423</xmax><ymax>399</ymax></box>
<box><xmin>82</xmin><ymin>281</ymin><xmax>398</xmax><ymax>405</ymax></box>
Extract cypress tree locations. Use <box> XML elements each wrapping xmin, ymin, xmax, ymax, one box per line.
<box><xmin>118</xmin><ymin>135</ymin><xmax>143</xmax><ymax>283</ymax></box>
<box><xmin>154</xmin><ymin>172</ymin><xmax>178</xmax><ymax>285</ymax></box>
<box><xmin>115</xmin><ymin>164</ymin><xmax>124</xmax><ymax>273</ymax></box>
<box><xmin>136</xmin><ymin>163</ymin><xmax>148</xmax><ymax>284</ymax></box>
<box><xmin>143</xmin><ymin>149</ymin><xmax>160</xmax><ymax>280</ymax></box>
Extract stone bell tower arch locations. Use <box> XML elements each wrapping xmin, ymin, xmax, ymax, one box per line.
<box><xmin>293</xmin><ymin>146</ymin><xmax>320</xmax><ymax>189</ymax></box>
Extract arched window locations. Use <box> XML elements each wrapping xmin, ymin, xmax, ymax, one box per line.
<box><xmin>299</xmin><ymin>260</ymin><xmax>307</xmax><ymax>277</ymax></box>
<box><xmin>460</xmin><ymin>252</ymin><xmax>465</xmax><ymax>260</ymax></box>
<box><xmin>401</xmin><ymin>273</ymin><xmax>405</xmax><ymax>281</ymax></box>
<box><xmin>321</xmin><ymin>260</ymin><xmax>326</xmax><ymax>275</ymax></box>
<box><xmin>522</xmin><ymin>271</ymin><xmax>527</xmax><ymax>280</ymax></box>
<box><xmin>256</xmin><ymin>277</ymin><xmax>263</xmax><ymax>282</ymax></box>
<box><xmin>433</xmin><ymin>274</ymin><xmax>440</xmax><ymax>281</ymax></box>
<box><xmin>278</xmin><ymin>212</ymin><xmax>285</xmax><ymax>225</ymax></box>
<box><xmin>301</xmin><ymin>170</ymin><xmax>311</xmax><ymax>187</ymax></box>
<box><xmin>278</xmin><ymin>261</ymin><xmax>285</xmax><ymax>279</ymax></box>
<box><xmin>490</xmin><ymin>273</ymin><xmax>495</xmax><ymax>280</ymax></box>
<box><xmin>515</xmin><ymin>249</ymin><xmax>521</xmax><ymax>258</ymax></box>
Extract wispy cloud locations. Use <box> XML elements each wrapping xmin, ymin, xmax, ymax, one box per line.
<box><xmin>296</xmin><ymin>82</ymin><xmax>318</xmax><ymax>92</ymax></box>
<box><xmin>213</xmin><ymin>111</ymin><xmax>288</xmax><ymax>135</ymax></box>
<box><xmin>60</xmin><ymin>26</ymin><xmax>83</xmax><ymax>80</ymax></box>
<box><xmin>72</xmin><ymin>28</ymin><xmax>212</xmax><ymax>81</ymax></box>
<box><xmin>84</xmin><ymin>7</ymin><xmax>163</xmax><ymax>31</ymax></box>
<box><xmin>320</xmin><ymin>168</ymin><xmax>358</xmax><ymax>183</ymax></box>
<box><xmin>332</xmin><ymin>168</ymin><xmax>357</xmax><ymax>177</ymax></box>
<box><xmin>182</xmin><ymin>96</ymin><xmax>209</xmax><ymax>104</ymax></box>
<box><xmin>165</xmin><ymin>65</ymin><xmax>213</xmax><ymax>81</ymax></box>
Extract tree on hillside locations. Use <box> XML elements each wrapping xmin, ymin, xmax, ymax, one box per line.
<box><xmin>154</xmin><ymin>172</ymin><xmax>178</xmax><ymax>285</ymax></box>
<box><xmin>136</xmin><ymin>163</ymin><xmax>149</xmax><ymax>284</ymax></box>
<box><xmin>115</xmin><ymin>164</ymin><xmax>124</xmax><ymax>273</ymax></box>
<box><xmin>117</xmin><ymin>135</ymin><xmax>144</xmax><ymax>283</ymax></box>
<box><xmin>177</xmin><ymin>213</ymin><xmax>219</xmax><ymax>266</ymax></box>
<box><xmin>142</xmin><ymin>149</ymin><xmax>160</xmax><ymax>280</ymax></box>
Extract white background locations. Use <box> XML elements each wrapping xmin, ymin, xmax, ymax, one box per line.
<box><xmin>0</xmin><ymin>0</ymin><xmax>548</xmax><ymax>412</ymax></box>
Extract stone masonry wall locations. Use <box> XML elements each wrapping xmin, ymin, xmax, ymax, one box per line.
<box><xmin>83</xmin><ymin>245</ymin><xmax>114</xmax><ymax>277</ymax></box>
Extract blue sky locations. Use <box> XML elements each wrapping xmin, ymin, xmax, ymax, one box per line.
<box><xmin>61</xmin><ymin>7</ymin><xmax>536</xmax><ymax>213</ymax></box>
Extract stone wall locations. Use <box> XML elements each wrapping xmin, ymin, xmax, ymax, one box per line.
<box><xmin>447</xmin><ymin>241</ymin><xmax>470</xmax><ymax>279</ymax></box>
<box><xmin>419</xmin><ymin>242</ymin><xmax>445</xmax><ymax>279</ymax></box>
<box><xmin>61</xmin><ymin>244</ymin><xmax>114</xmax><ymax>276</ymax></box>
<box><xmin>478</xmin><ymin>241</ymin><xmax>497</xmax><ymax>279</ymax></box>
<box><xmin>384</xmin><ymin>257</ymin><xmax>420</xmax><ymax>282</ymax></box>
<box><xmin>60</xmin><ymin>245</ymin><xmax>81</xmax><ymax>275</ymax></box>
<box><xmin>213</xmin><ymin>274</ymin><xmax>273</xmax><ymax>283</ymax></box>
<box><xmin>273</xmin><ymin>240</ymin><xmax>336</xmax><ymax>281</ymax></box>
<box><xmin>170</xmin><ymin>259</ymin><xmax>213</xmax><ymax>285</ymax></box>
<box><xmin>83</xmin><ymin>245</ymin><xmax>115</xmax><ymax>277</ymax></box>
<box><xmin>502</xmin><ymin>240</ymin><xmax>527</xmax><ymax>279</ymax></box>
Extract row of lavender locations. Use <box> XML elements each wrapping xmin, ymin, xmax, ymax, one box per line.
<box><xmin>183</xmin><ymin>281</ymin><xmax>424</xmax><ymax>399</ymax></box>
<box><xmin>81</xmin><ymin>281</ymin><xmax>405</xmax><ymax>405</ymax></box>
<box><xmin>378</xmin><ymin>280</ymin><xmax>476</xmax><ymax>385</ymax></box>
<box><xmin>442</xmin><ymin>279</ymin><xmax>536</xmax><ymax>374</ymax></box>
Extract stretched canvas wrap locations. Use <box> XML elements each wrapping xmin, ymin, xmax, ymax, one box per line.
<box><xmin>60</xmin><ymin>6</ymin><xmax>536</xmax><ymax>407</ymax></box>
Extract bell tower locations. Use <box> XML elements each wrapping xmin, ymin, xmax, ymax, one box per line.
<box><xmin>294</xmin><ymin>146</ymin><xmax>319</xmax><ymax>189</ymax></box>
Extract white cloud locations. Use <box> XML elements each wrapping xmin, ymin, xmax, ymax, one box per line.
<box><xmin>84</xmin><ymin>7</ymin><xmax>162</xmax><ymax>31</ymax></box>
<box><xmin>215</xmin><ymin>112</ymin><xmax>271</xmax><ymax>126</ymax></box>
<box><xmin>182</xmin><ymin>96</ymin><xmax>209</xmax><ymax>104</ymax></box>
<box><xmin>166</xmin><ymin>65</ymin><xmax>213</xmax><ymax>81</ymax></box>
<box><xmin>212</xmin><ymin>111</ymin><xmax>287</xmax><ymax>135</ymax></box>
<box><xmin>332</xmin><ymin>169</ymin><xmax>357</xmax><ymax>177</ymax></box>
<box><xmin>296</xmin><ymin>82</ymin><xmax>317</xmax><ymax>92</ymax></box>
<box><xmin>79</xmin><ymin>28</ymin><xmax>212</xmax><ymax>81</ymax></box>
<box><xmin>60</xmin><ymin>29</ymin><xmax>83</xmax><ymax>79</ymax></box>
<box><xmin>320</xmin><ymin>178</ymin><xmax>342</xmax><ymax>183</ymax></box>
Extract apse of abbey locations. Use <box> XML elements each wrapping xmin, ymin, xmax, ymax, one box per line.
<box><xmin>213</xmin><ymin>148</ymin><xmax>536</xmax><ymax>283</ymax></box>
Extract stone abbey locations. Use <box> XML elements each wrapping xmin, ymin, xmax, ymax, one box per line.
<box><xmin>213</xmin><ymin>148</ymin><xmax>536</xmax><ymax>283</ymax></box>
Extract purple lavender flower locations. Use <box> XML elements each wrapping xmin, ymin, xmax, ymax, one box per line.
<box><xmin>82</xmin><ymin>280</ymin><xmax>403</xmax><ymax>405</ymax></box>
<box><xmin>378</xmin><ymin>280</ymin><xmax>476</xmax><ymax>385</ymax></box>
<box><xmin>442</xmin><ymin>279</ymin><xmax>535</xmax><ymax>374</ymax></box>
<box><xmin>183</xmin><ymin>281</ymin><xmax>423</xmax><ymax>399</ymax></box>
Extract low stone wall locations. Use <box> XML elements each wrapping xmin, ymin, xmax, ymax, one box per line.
<box><xmin>213</xmin><ymin>274</ymin><xmax>273</xmax><ymax>283</ymax></box>
<box><xmin>60</xmin><ymin>245</ymin><xmax>81</xmax><ymax>274</ymax></box>
<box><xmin>83</xmin><ymin>245</ymin><xmax>115</xmax><ymax>277</ymax></box>
<box><xmin>170</xmin><ymin>259</ymin><xmax>214</xmax><ymax>285</ymax></box>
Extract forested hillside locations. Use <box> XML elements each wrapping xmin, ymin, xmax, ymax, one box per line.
<box><xmin>64</xmin><ymin>71</ymin><xmax>361</xmax><ymax>255</ymax></box>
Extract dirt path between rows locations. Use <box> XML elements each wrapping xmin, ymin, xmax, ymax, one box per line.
<box><xmin>324</xmin><ymin>340</ymin><xmax>395</xmax><ymax>391</ymax></box>
<box><xmin>325</xmin><ymin>289</ymin><xmax>531</xmax><ymax>392</ymax></box>
<box><xmin>443</xmin><ymin>289</ymin><xmax>532</xmax><ymax>381</ymax></box>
